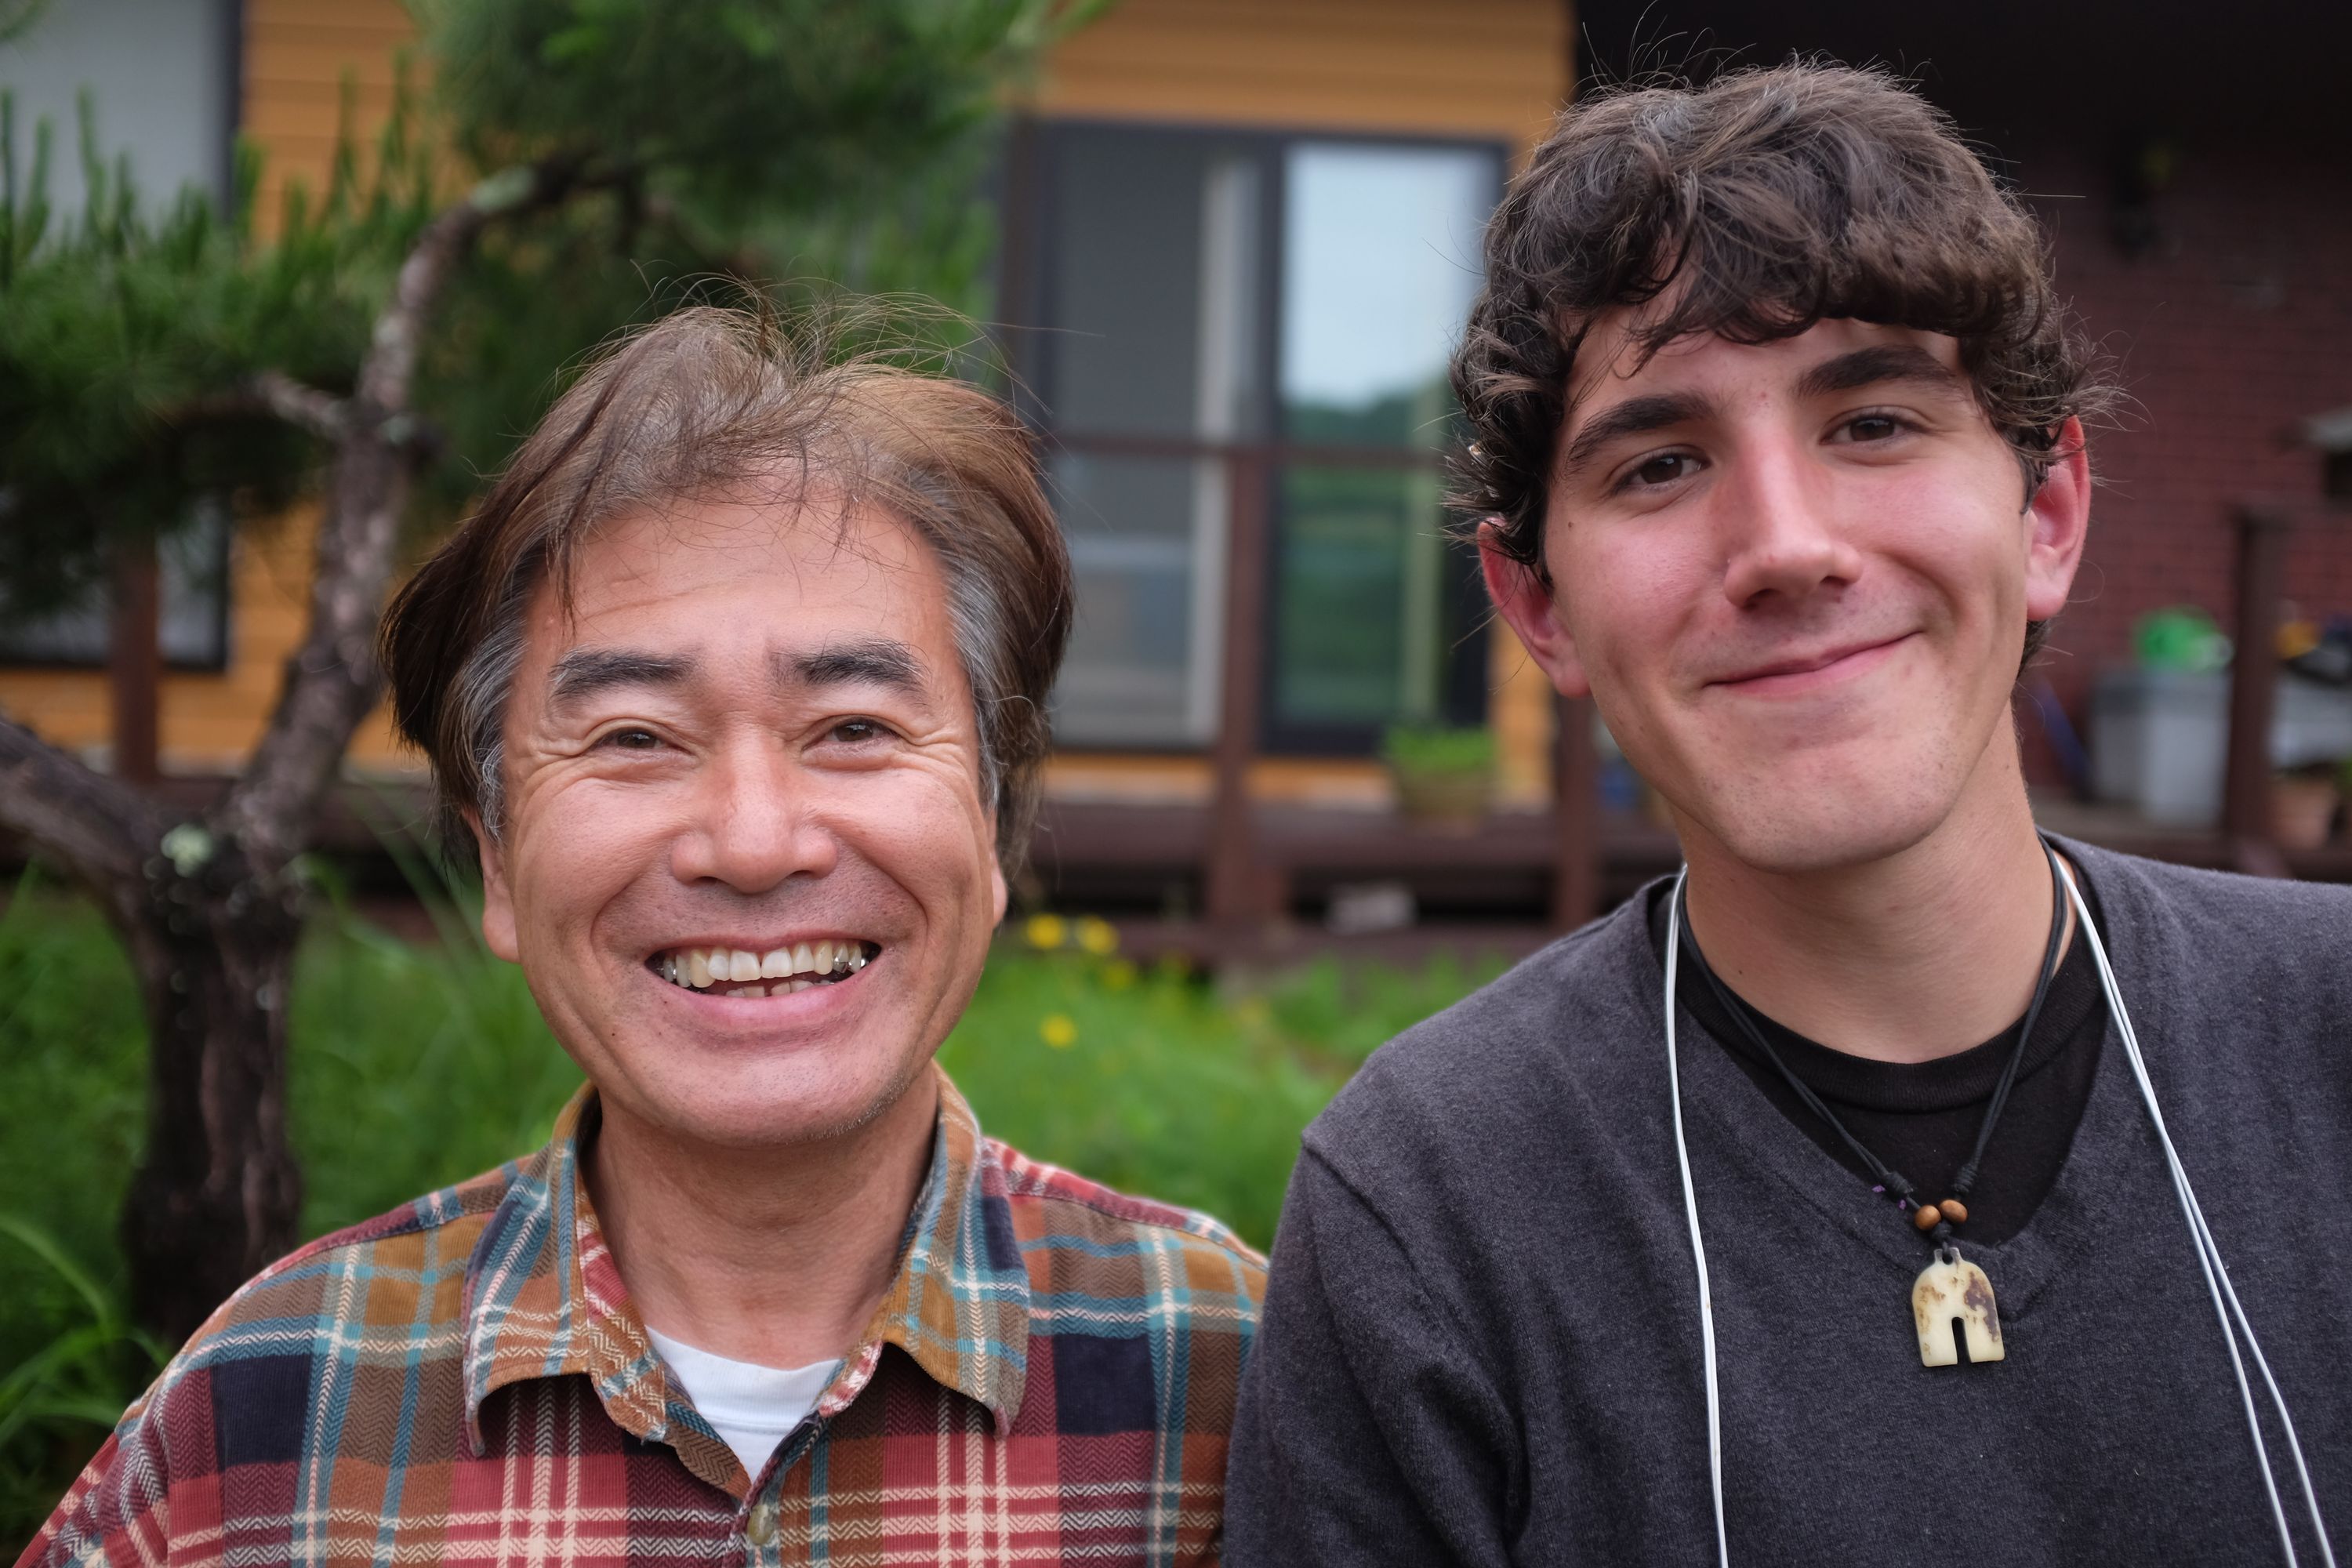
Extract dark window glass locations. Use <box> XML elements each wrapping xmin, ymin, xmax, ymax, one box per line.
<box><xmin>1017</xmin><ymin>122</ymin><xmax>1502</xmax><ymax>753</ymax></box>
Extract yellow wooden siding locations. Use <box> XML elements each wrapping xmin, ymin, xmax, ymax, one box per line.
<box><xmin>2</xmin><ymin>0</ymin><xmax>1570</xmax><ymax>800</ymax></box>
<box><xmin>241</xmin><ymin>0</ymin><xmax>420</xmax><ymax>238</ymax></box>
<box><xmin>1029</xmin><ymin>0</ymin><xmax>1567</xmax><ymax>156</ymax></box>
<box><xmin>0</xmin><ymin>505</ymin><xmax>409</xmax><ymax>771</ymax></box>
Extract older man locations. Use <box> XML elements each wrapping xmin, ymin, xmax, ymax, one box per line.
<box><xmin>23</xmin><ymin>309</ymin><xmax>1263</xmax><ymax>1568</ymax></box>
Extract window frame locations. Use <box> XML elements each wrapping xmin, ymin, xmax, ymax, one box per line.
<box><xmin>1001</xmin><ymin>114</ymin><xmax>1507</xmax><ymax>757</ymax></box>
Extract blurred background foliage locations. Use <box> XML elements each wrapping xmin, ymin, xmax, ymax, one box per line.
<box><xmin>0</xmin><ymin>866</ymin><xmax>1498</xmax><ymax>1554</ymax></box>
<box><xmin>0</xmin><ymin>0</ymin><xmax>1079</xmax><ymax>630</ymax></box>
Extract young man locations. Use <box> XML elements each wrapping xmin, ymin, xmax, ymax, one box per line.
<box><xmin>1227</xmin><ymin>65</ymin><xmax>2349</xmax><ymax>1565</ymax></box>
<box><xmin>21</xmin><ymin>310</ymin><xmax>1263</xmax><ymax>1568</ymax></box>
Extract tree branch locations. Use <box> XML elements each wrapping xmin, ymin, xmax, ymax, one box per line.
<box><xmin>248</xmin><ymin>372</ymin><xmax>353</xmax><ymax>441</ymax></box>
<box><xmin>0</xmin><ymin>714</ymin><xmax>162</xmax><ymax>918</ymax></box>
<box><xmin>220</xmin><ymin>152</ymin><xmax>616</xmax><ymax>867</ymax></box>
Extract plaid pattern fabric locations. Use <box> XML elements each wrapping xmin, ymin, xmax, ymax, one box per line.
<box><xmin>20</xmin><ymin>1069</ymin><xmax>1265</xmax><ymax>1567</ymax></box>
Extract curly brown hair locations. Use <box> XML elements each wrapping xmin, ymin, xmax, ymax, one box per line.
<box><xmin>1452</xmin><ymin>62</ymin><xmax>2111</xmax><ymax>588</ymax></box>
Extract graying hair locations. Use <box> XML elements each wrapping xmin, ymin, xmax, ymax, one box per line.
<box><xmin>381</xmin><ymin>305</ymin><xmax>1073</xmax><ymax>874</ymax></box>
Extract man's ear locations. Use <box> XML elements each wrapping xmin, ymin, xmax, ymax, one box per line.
<box><xmin>2024</xmin><ymin>417</ymin><xmax>2092</xmax><ymax>623</ymax></box>
<box><xmin>466</xmin><ymin>809</ymin><xmax>523</xmax><ymax>964</ymax></box>
<box><xmin>1479</xmin><ymin>518</ymin><xmax>1592</xmax><ymax>699</ymax></box>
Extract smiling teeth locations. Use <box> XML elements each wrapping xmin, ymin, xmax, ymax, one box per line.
<box><xmin>657</xmin><ymin>941</ymin><xmax>869</xmax><ymax>995</ymax></box>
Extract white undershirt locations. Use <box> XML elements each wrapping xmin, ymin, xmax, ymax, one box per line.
<box><xmin>645</xmin><ymin>1327</ymin><xmax>838</xmax><ymax>1479</ymax></box>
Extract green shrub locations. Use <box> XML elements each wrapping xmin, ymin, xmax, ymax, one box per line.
<box><xmin>1380</xmin><ymin>723</ymin><xmax>1497</xmax><ymax>776</ymax></box>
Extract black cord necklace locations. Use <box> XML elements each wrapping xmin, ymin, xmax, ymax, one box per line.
<box><xmin>1669</xmin><ymin>839</ymin><xmax>2071</xmax><ymax>1367</ymax></box>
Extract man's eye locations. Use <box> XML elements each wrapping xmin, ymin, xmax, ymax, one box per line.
<box><xmin>1842</xmin><ymin>413</ymin><xmax>1907</xmax><ymax>443</ymax></box>
<box><xmin>1624</xmin><ymin>452</ymin><xmax>1697</xmax><ymax>489</ymax></box>
<box><xmin>598</xmin><ymin>728</ymin><xmax>663</xmax><ymax>751</ymax></box>
<box><xmin>829</xmin><ymin>717</ymin><xmax>889</xmax><ymax>745</ymax></box>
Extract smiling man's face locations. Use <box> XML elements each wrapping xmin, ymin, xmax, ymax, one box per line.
<box><xmin>477</xmin><ymin>495</ymin><xmax>1006</xmax><ymax>1152</ymax></box>
<box><xmin>1488</xmin><ymin>314</ymin><xmax>2089</xmax><ymax>874</ymax></box>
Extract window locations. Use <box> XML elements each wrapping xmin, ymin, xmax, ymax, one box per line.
<box><xmin>1007</xmin><ymin>122</ymin><xmax>1503</xmax><ymax>752</ymax></box>
<box><xmin>0</xmin><ymin>0</ymin><xmax>239</xmax><ymax>670</ymax></box>
<box><xmin>0</xmin><ymin>504</ymin><xmax>234</xmax><ymax>670</ymax></box>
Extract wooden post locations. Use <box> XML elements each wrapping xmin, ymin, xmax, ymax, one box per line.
<box><xmin>108</xmin><ymin>535</ymin><xmax>162</xmax><ymax>786</ymax></box>
<box><xmin>2221</xmin><ymin>506</ymin><xmax>2291</xmax><ymax>877</ymax></box>
<box><xmin>1550</xmin><ymin>691</ymin><xmax>1599</xmax><ymax>929</ymax></box>
<box><xmin>1206</xmin><ymin>453</ymin><xmax>1273</xmax><ymax>925</ymax></box>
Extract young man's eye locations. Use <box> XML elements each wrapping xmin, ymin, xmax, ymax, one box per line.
<box><xmin>1840</xmin><ymin>412</ymin><xmax>1909</xmax><ymax>443</ymax></box>
<box><xmin>1623</xmin><ymin>452</ymin><xmax>1699</xmax><ymax>490</ymax></box>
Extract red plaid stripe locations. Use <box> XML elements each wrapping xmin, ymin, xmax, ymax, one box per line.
<box><xmin>19</xmin><ymin>1069</ymin><xmax>1264</xmax><ymax>1567</ymax></box>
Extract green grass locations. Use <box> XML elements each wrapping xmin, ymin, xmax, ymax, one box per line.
<box><xmin>0</xmin><ymin>875</ymin><xmax>1505</xmax><ymax>1552</ymax></box>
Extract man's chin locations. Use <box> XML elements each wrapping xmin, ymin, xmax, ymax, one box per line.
<box><xmin>1675</xmin><ymin>775</ymin><xmax>1958</xmax><ymax>878</ymax></box>
<box><xmin>605</xmin><ymin>1051</ymin><xmax>935</xmax><ymax>1154</ymax></box>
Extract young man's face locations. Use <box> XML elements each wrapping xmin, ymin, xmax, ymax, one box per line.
<box><xmin>1486</xmin><ymin>314</ymin><xmax>2090</xmax><ymax>874</ymax></box>
<box><xmin>477</xmin><ymin>495</ymin><xmax>1007</xmax><ymax>1151</ymax></box>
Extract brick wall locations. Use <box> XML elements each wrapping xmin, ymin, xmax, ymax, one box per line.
<box><xmin>2018</xmin><ymin>142</ymin><xmax>2352</xmax><ymax>778</ymax></box>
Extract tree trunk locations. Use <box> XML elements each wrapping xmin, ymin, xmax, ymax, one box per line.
<box><xmin>114</xmin><ymin>835</ymin><xmax>305</xmax><ymax>1346</ymax></box>
<box><xmin>0</xmin><ymin>157</ymin><xmax>578</xmax><ymax>1345</ymax></box>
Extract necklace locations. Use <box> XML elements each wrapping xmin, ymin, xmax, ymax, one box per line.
<box><xmin>1669</xmin><ymin>841</ymin><xmax>2069</xmax><ymax>1367</ymax></box>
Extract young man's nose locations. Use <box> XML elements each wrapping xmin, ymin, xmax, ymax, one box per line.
<box><xmin>668</xmin><ymin>740</ymin><xmax>840</xmax><ymax>892</ymax></box>
<box><xmin>1714</xmin><ymin>439</ymin><xmax>1867</xmax><ymax>608</ymax></box>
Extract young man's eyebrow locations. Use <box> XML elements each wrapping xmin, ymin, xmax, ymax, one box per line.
<box><xmin>546</xmin><ymin>648</ymin><xmax>697</xmax><ymax>711</ymax></box>
<box><xmin>776</xmin><ymin>637</ymin><xmax>925</xmax><ymax>695</ymax></box>
<box><xmin>1795</xmin><ymin>343</ymin><xmax>1964</xmax><ymax>400</ymax></box>
<box><xmin>1559</xmin><ymin>390</ymin><xmax>1717</xmax><ymax>476</ymax></box>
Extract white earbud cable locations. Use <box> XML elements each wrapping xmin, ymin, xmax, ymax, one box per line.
<box><xmin>1664</xmin><ymin>869</ymin><xmax>1731</xmax><ymax>1568</ymax></box>
<box><xmin>1664</xmin><ymin>858</ymin><xmax>2337</xmax><ymax>1568</ymax></box>
<box><xmin>2056</xmin><ymin>859</ymin><xmax>2335</xmax><ymax>1568</ymax></box>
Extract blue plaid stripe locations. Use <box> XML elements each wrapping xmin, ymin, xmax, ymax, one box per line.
<box><xmin>19</xmin><ymin>1067</ymin><xmax>1265</xmax><ymax>1568</ymax></box>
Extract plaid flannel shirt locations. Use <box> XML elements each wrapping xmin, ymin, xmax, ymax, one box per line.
<box><xmin>20</xmin><ymin>1069</ymin><xmax>1265</xmax><ymax>1567</ymax></box>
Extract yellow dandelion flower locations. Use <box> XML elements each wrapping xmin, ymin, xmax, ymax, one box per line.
<box><xmin>1024</xmin><ymin>913</ymin><xmax>1067</xmax><ymax>950</ymax></box>
<box><xmin>1076</xmin><ymin>915</ymin><xmax>1120</xmax><ymax>956</ymax></box>
<box><xmin>1040</xmin><ymin>1013</ymin><xmax>1079</xmax><ymax>1049</ymax></box>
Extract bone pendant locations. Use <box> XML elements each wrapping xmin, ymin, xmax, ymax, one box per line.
<box><xmin>1912</xmin><ymin>1254</ymin><xmax>2005</xmax><ymax>1367</ymax></box>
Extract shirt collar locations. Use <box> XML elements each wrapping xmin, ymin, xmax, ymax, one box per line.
<box><xmin>460</xmin><ymin>1067</ymin><xmax>1031</xmax><ymax>1464</ymax></box>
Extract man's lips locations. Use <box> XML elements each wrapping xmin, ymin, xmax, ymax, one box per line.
<box><xmin>1708</xmin><ymin>633</ymin><xmax>1915</xmax><ymax>694</ymax></box>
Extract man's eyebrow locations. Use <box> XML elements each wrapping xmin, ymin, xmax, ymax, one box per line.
<box><xmin>1560</xmin><ymin>390</ymin><xmax>1717</xmax><ymax>476</ymax></box>
<box><xmin>1795</xmin><ymin>343</ymin><xmax>1965</xmax><ymax>400</ymax></box>
<box><xmin>547</xmin><ymin>648</ymin><xmax>697</xmax><ymax>711</ymax></box>
<box><xmin>777</xmin><ymin>637</ymin><xmax>926</xmax><ymax>695</ymax></box>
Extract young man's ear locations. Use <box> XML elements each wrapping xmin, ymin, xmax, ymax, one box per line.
<box><xmin>1479</xmin><ymin>517</ymin><xmax>1592</xmax><ymax>699</ymax></box>
<box><xmin>465</xmin><ymin>809</ymin><xmax>523</xmax><ymax>964</ymax></box>
<box><xmin>2024</xmin><ymin>416</ymin><xmax>2092</xmax><ymax>623</ymax></box>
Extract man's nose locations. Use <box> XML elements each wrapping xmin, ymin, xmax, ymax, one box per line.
<box><xmin>1715</xmin><ymin>439</ymin><xmax>1867</xmax><ymax>608</ymax></box>
<box><xmin>668</xmin><ymin>739</ymin><xmax>837</xmax><ymax>893</ymax></box>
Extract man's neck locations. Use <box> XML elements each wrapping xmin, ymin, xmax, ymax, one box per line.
<box><xmin>1677</xmin><ymin>739</ymin><xmax>2063</xmax><ymax>1065</ymax></box>
<box><xmin>583</xmin><ymin>1071</ymin><xmax>939</xmax><ymax>1369</ymax></box>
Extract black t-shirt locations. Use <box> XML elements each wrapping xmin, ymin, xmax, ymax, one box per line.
<box><xmin>1646</xmin><ymin>878</ymin><xmax>2107</xmax><ymax>1245</ymax></box>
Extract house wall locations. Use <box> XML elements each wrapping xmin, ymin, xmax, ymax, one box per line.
<box><xmin>0</xmin><ymin>0</ymin><xmax>1574</xmax><ymax>800</ymax></box>
<box><xmin>0</xmin><ymin>0</ymin><xmax>419</xmax><ymax>773</ymax></box>
<box><xmin>2021</xmin><ymin>143</ymin><xmax>2352</xmax><ymax>775</ymax></box>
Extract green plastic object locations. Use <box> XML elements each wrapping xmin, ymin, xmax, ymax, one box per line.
<box><xmin>2134</xmin><ymin>607</ymin><xmax>2230</xmax><ymax>673</ymax></box>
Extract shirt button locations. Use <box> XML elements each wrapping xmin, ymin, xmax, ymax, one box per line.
<box><xmin>746</xmin><ymin>1500</ymin><xmax>780</xmax><ymax>1548</ymax></box>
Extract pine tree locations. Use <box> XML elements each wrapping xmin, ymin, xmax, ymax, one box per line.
<box><xmin>0</xmin><ymin>0</ymin><xmax>1103</xmax><ymax>1343</ymax></box>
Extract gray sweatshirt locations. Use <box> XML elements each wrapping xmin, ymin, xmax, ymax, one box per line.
<box><xmin>1225</xmin><ymin>841</ymin><xmax>2351</xmax><ymax>1566</ymax></box>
